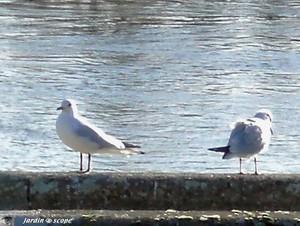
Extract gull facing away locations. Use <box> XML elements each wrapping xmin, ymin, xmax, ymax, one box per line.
<box><xmin>208</xmin><ymin>109</ymin><xmax>273</xmax><ymax>174</ymax></box>
<box><xmin>56</xmin><ymin>99</ymin><xmax>143</xmax><ymax>173</ymax></box>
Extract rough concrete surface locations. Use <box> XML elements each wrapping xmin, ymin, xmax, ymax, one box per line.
<box><xmin>1</xmin><ymin>172</ymin><xmax>300</xmax><ymax>210</ymax></box>
<box><xmin>1</xmin><ymin>210</ymin><xmax>300</xmax><ymax>226</ymax></box>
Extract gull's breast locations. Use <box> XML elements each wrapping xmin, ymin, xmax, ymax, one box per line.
<box><xmin>56</xmin><ymin>115</ymin><xmax>99</xmax><ymax>153</ymax></box>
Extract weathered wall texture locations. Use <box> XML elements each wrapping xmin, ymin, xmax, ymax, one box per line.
<box><xmin>1</xmin><ymin>172</ymin><xmax>300</xmax><ymax>210</ymax></box>
<box><xmin>4</xmin><ymin>210</ymin><xmax>300</xmax><ymax>226</ymax></box>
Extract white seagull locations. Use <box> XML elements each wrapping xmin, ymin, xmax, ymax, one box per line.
<box><xmin>208</xmin><ymin>109</ymin><xmax>273</xmax><ymax>174</ymax></box>
<box><xmin>56</xmin><ymin>99</ymin><xmax>143</xmax><ymax>173</ymax></box>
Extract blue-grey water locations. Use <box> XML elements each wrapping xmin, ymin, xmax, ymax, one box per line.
<box><xmin>0</xmin><ymin>0</ymin><xmax>300</xmax><ymax>173</ymax></box>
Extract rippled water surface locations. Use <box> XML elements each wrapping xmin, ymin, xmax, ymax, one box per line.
<box><xmin>1</xmin><ymin>0</ymin><xmax>300</xmax><ymax>173</ymax></box>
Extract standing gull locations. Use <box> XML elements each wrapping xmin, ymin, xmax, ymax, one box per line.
<box><xmin>56</xmin><ymin>99</ymin><xmax>143</xmax><ymax>173</ymax></box>
<box><xmin>208</xmin><ymin>109</ymin><xmax>273</xmax><ymax>174</ymax></box>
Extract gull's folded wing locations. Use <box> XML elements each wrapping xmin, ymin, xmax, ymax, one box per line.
<box><xmin>74</xmin><ymin>120</ymin><xmax>125</xmax><ymax>150</ymax></box>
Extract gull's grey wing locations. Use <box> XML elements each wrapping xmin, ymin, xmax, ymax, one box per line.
<box><xmin>228</xmin><ymin>121</ymin><xmax>247</xmax><ymax>144</ymax></box>
<box><xmin>228</xmin><ymin>119</ymin><xmax>263</xmax><ymax>154</ymax></box>
<box><xmin>75</xmin><ymin>123</ymin><xmax>111</xmax><ymax>148</ymax></box>
<box><xmin>74</xmin><ymin>120</ymin><xmax>124</xmax><ymax>149</ymax></box>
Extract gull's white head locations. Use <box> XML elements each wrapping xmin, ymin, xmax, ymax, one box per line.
<box><xmin>57</xmin><ymin>99</ymin><xmax>78</xmax><ymax>114</ymax></box>
<box><xmin>254</xmin><ymin>109</ymin><xmax>273</xmax><ymax>122</ymax></box>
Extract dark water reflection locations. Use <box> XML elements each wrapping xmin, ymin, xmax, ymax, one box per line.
<box><xmin>0</xmin><ymin>0</ymin><xmax>300</xmax><ymax>173</ymax></box>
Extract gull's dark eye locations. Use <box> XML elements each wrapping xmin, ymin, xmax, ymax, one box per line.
<box><xmin>68</xmin><ymin>103</ymin><xmax>71</xmax><ymax>107</ymax></box>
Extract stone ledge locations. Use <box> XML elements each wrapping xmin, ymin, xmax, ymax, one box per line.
<box><xmin>2</xmin><ymin>210</ymin><xmax>300</xmax><ymax>226</ymax></box>
<box><xmin>1</xmin><ymin>172</ymin><xmax>300</xmax><ymax>210</ymax></box>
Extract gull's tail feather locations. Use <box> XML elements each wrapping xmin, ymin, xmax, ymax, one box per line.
<box><xmin>208</xmin><ymin>146</ymin><xmax>231</xmax><ymax>159</ymax></box>
<box><xmin>122</xmin><ymin>142</ymin><xmax>144</xmax><ymax>154</ymax></box>
<box><xmin>123</xmin><ymin>142</ymin><xmax>141</xmax><ymax>149</ymax></box>
<box><xmin>208</xmin><ymin>146</ymin><xmax>230</xmax><ymax>153</ymax></box>
<box><xmin>121</xmin><ymin>149</ymin><xmax>145</xmax><ymax>155</ymax></box>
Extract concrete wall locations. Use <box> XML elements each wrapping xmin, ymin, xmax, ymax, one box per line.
<box><xmin>1</xmin><ymin>172</ymin><xmax>300</xmax><ymax>210</ymax></box>
<box><xmin>4</xmin><ymin>210</ymin><xmax>300</xmax><ymax>226</ymax></box>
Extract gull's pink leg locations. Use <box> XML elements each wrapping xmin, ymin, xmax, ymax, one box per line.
<box><xmin>87</xmin><ymin>154</ymin><xmax>91</xmax><ymax>172</ymax></box>
<box><xmin>239</xmin><ymin>158</ymin><xmax>243</xmax><ymax>174</ymax></box>
<box><xmin>82</xmin><ymin>154</ymin><xmax>91</xmax><ymax>173</ymax></box>
<box><xmin>254</xmin><ymin>157</ymin><xmax>258</xmax><ymax>175</ymax></box>
<box><xmin>80</xmin><ymin>153</ymin><xmax>83</xmax><ymax>172</ymax></box>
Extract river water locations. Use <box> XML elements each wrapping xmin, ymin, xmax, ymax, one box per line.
<box><xmin>0</xmin><ymin>0</ymin><xmax>300</xmax><ymax>173</ymax></box>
